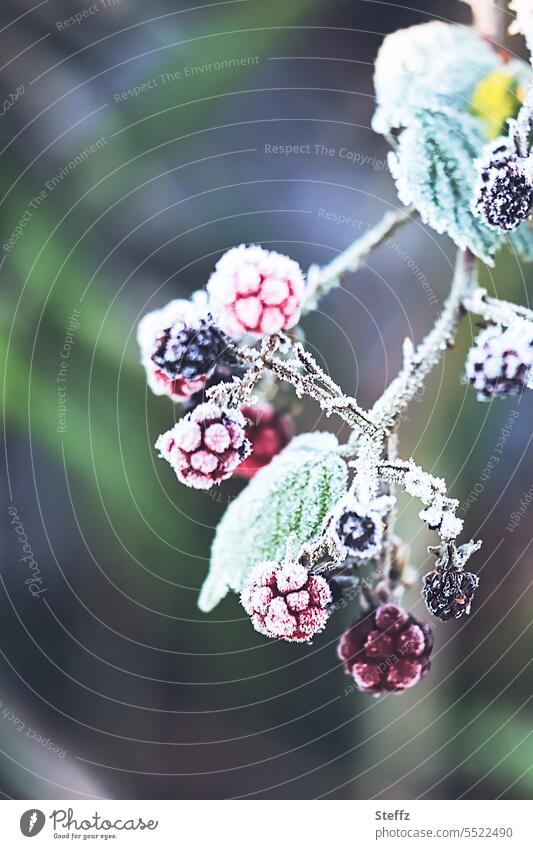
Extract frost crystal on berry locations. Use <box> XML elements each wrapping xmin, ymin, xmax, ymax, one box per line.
<box><xmin>155</xmin><ymin>402</ymin><xmax>251</xmax><ymax>489</ymax></box>
<box><xmin>206</xmin><ymin>244</ymin><xmax>305</xmax><ymax>338</ymax></box>
<box><xmin>465</xmin><ymin>321</ymin><xmax>533</xmax><ymax>399</ymax></box>
<box><xmin>329</xmin><ymin>486</ymin><xmax>394</xmax><ymax>561</ymax></box>
<box><xmin>241</xmin><ymin>559</ymin><xmax>332</xmax><ymax>642</ymax></box>
<box><xmin>338</xmin><ymin>604</ymin><xmax>433</xmax><ymax>695</ymax></box>
<box><xmin>236</xmin><ymin>403</ymin><xmax>294</xmax><ymax>479</ymax></box>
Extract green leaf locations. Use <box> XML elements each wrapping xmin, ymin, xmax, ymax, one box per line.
<box><xmin>372</xmin><ymin>22</ymin><xmax>499</xmax><ymax>134</ymax></box>
<box><xmin>388</xmin><ymin>109</ymin><xmax>501</xmax><ymax>263</ymax></box>
<box><xmin>198</xmin><ymin>432</ymin><xmax>348</xmax><ymax>612</ymax></box>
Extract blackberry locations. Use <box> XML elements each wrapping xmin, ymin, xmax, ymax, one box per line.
<box><xmin>423</xmin><ymin>567</ymin><xmax>479</xmax><ymax>621</ymax></box>
<box><xmin>465</xmin><ymin>321</ymin><xmax>533</xmax><ymax>400</ymax></box>
<box><xmin>152</xmin><ymin>316</ymin><xmax>237</xmax><ymax>382</ymax></box>
<box><xmin>155</xmin><ymin>402</ymin><xmax>251</xmax><ymax>490</ymax></box>
<box><xmin>473</xmin><ymin>142</ymin><xmax>533</xmax><ymax>232</ymax></box>
<box><xmin>338</xmin><ymin>603</ymin><xmax>433</xmax><ymax>695</ymax></box>
<box><xmin>329</xmin><ymin>490</ymin><xmax>394</xmax><ymax>562</ymax></box>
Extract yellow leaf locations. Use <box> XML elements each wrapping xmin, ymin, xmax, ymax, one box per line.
<box><xmin>470</xmin><ymin>69</ymin><xmax>522</xmax><ymax>139</ymax></box>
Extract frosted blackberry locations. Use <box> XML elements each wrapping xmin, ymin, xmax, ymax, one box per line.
<box><xmin>241</xmin><ymin>559</ymin><xmax>332</xmax><ymax>643</ymax></box>
<box><xmin>236</xmin><ymin>403</ymin><xmax>294</xmax><ymax>479</ymax></box>
<box><xmin>155</xmin><ymin>402</ymin><xmax>251</xmax><ymax>490</ymax></box>
<box><xmin>152</xmin><ymin>316</ymin><xmax>237</xmax><ymax>382</ymax></box>
<box><xmin>329</xmin><ymin>490</ymin><xmax>394</xmax><ymax>562</ymax></box>
<box><xmin>473</xmin><ymin>142</ymin><xmax>533</xmax><ymax>232</ymax></box>
<box><xmin>465</xmin><ymin>321</ymin><xmax>533</xmax><ymax>399</ymax></box>
<box><xmin>338</xmin><ymin>603</ymin><xmax>433</xmax><ymax>695</ymax></box>
<box><xmin>423</xmin><ymin>567</ymin><xmax>479</xmax><ymax>621</ymax></box>
<box><xmin>207</xmin><ymin>244</ymin><xmax>305</xmax><ymax>338</ymax></box>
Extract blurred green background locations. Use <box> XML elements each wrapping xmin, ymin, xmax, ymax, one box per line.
<box><xmin>1</xmin><ymin>0</ymin><xmax>532</xmax><ymax>799</ymax></box>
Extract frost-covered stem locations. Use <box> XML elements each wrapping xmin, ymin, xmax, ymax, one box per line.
<box><xmin>371</xmin><ymin>249</ymin><xmax>478</xmax><ymax>434</ymax></box>
<box><xmin>463</xmin><ymin>287</ymin><xmax>533</xmax><ymax>325</ymax></box>
<box><xmin>379</xmin><ymin>431</ymin><xmax>399</xmax><ymax>584</ymax></box>
<box><xmin>304</xmin><ymin>206</ymin><xmax>414</xmax><ymax>312</ymax></box>
<box><xmin>266</xmin><ymin>341</ymin><xmax>381</xmax><ymax>437</ymax></box>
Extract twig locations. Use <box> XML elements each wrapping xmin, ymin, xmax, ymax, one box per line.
<box><xmin>463</xmin><ymin>287</ymin><xmax>533</xmax><ymax>325</ymax></box>
<box><xmin>371</xmin><ymin>249</ymin><xmax>478</xmax><ymax>433</ymax></box>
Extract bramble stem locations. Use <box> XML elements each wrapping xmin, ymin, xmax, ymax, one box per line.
<box><xmin>371</xmin><ymin>249</ymin><xmax>478</xmax><ymax>433</ymax></box>
<box><xmin>303</xmin><ymin>206</ymin><xmax>414</xmax><ymax>312</ymax></box>
<box><xmin>463</xmin><ymin>287</ymin><xmax>533</xmax><ymax>325</ymax></box>
<box><xmin>265</xmin><ymin>342</ymin><xmax>380</xmax><ymax>437</ymax></box>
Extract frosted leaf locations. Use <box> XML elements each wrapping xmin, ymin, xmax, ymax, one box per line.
<box><xmin>388</xmin><ymin>110</ymin><xmax>502</xmax><ymax>263</ymax></box>
<box><xmin>198</xmin><ymin>432</ymin><xmax>348</xmax><ymax>612</ymax></box>
<box><xmin>372</xmin><ymin>22</ymin><xmax>499</xmax><ymax>134</ymax></box>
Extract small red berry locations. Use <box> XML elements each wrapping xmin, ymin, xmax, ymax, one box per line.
<box><xmin>241</xmin><ymin>560</ymin><xmax>332</xmax><ymax>642</ymax></box>
<box><xmin>337</xmin><ymin>603</ymin><xmax>433</xmax><ymax>695</ymax></box>
<box><xmin>235</xmin><ymin>403</ymin><xmax>294</xmax><ymax>478</ymax></box>
<box><xmin>156</xmin><ymin>402</ymin><xmax>251</xmax><ymax>490</ymax></box>
<box><xmin>207</xmin><ymin>245</ymin><xmax>305</xmax><ymax>338</ymax></box>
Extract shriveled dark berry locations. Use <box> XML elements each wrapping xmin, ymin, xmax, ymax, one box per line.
<box><xmin>423</xmin><ymin>568</ymin><xmax>479</xmax><ymax>621</ymax></box>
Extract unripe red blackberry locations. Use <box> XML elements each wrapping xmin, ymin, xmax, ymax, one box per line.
<box><xmin>241</xmin><ymin>560</ymin><xmax>332</xmax><ymax>642</ymax></box>
<box><xmin>473</xmin><ymin>141</ymin><xmax>533</xmax><ymax>232</ymax></box>
<box><xmin>156</xmin><ymin>402</ymin><xmax>251</xmax><ymax>489</ymax></box>
<box><xmin>465</xmin><ymin>321</ymin><xmax>533</xmax><ymax>399</ymax></box>
<box><xmin>235</xmin><ymin>403</ymin><xmax>294</xmax><ymax>478</ymax></box>
<box><xmin>207</xmin><ymin>244</ymin><xmax>305</xmax><ymax>338</ymax></box>
<box><xmin>338</xmin><ymin>603</ymin><xmax>433</xmax><ymax>695</ymax></box>
<box><xmin>423</xmin><ymin>567</ymin><xmax>479</xmax><ymax>621</ymax></box>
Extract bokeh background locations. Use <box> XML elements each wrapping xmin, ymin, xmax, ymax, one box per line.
<box><xmin>1</xmin><ymin>0</ymin><xmax>532</xmax><ymax>800</ymax></box>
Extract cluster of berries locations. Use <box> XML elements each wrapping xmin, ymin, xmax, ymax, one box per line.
<box><xmin>138</xmin><ymin>244</ymin><xmax>484</xmax><ymax>698</ymax></box>
<box><xmin>138</xmin><ymin>246</ymin><xmax>305</xmax><ymax>488</ymax></box>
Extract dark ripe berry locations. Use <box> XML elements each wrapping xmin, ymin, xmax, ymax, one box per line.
<box><xmin>337</xmin><ymin>603</ymin><xmax>433</xmax><ymax>695</ymax></box>
<box><xmin>152</xmin><ymin>315</ymin><xmax>237</xmax><ymax>382</ymax></box>
<box><xmin>465</xmin><ymin>322</ymin><xmax>533</xmax><ymax>400</ymax></box>
<box><xmin>423</xmin><ymin>568</ymin><xmax>479</xmax><ymax>621</ymax></box>
<box><xmin>473</xmin><ymin>141</ymin><xmax>533</xmax><ymax>232</ymax></box>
